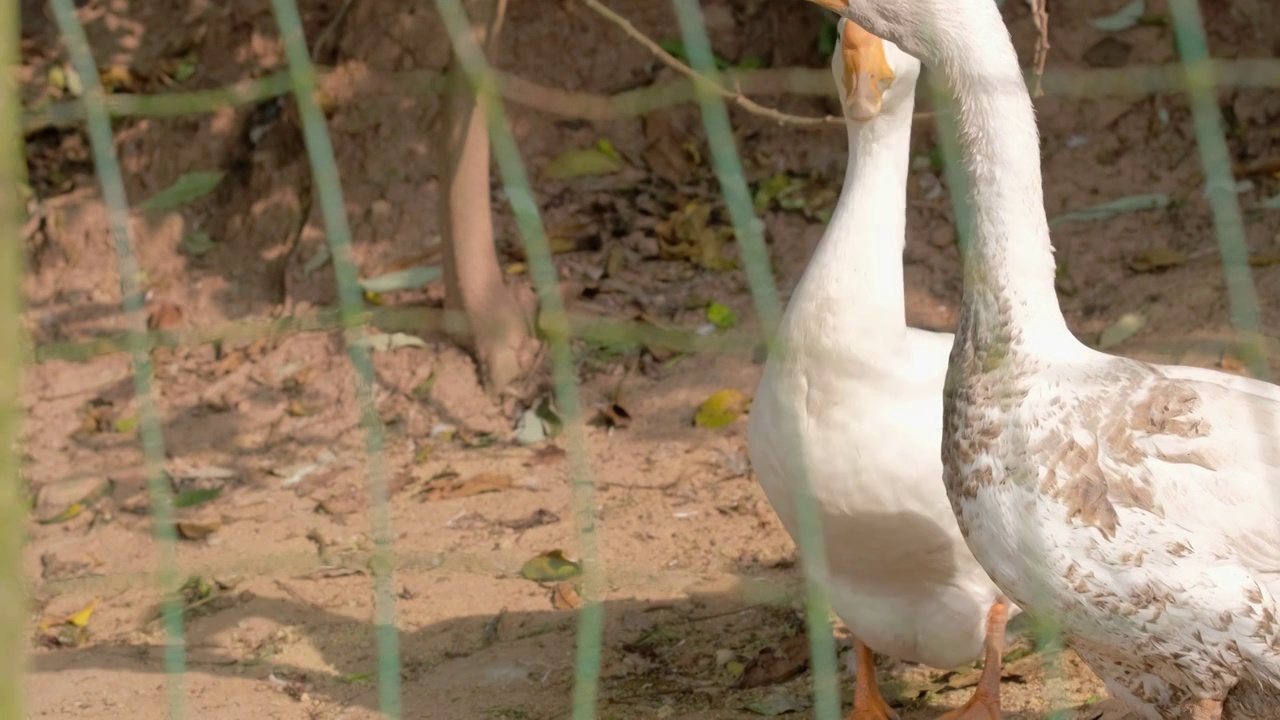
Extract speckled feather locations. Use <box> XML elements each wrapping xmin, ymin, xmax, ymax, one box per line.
<box><xmin>945</xmin><ymin>326</ymin><xmax>1280</xmax><ymax>717</ymax></box>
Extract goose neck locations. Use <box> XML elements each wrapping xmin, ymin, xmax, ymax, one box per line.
<box><xmin>925</xmin><ymin>3</ymin><xmax>1072</xmax><ymax>350</ymax></box>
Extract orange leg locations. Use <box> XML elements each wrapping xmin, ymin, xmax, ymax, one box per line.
<box><xmin>847</xmin><ymin>637</ymin><xmax>900</xmax><ymax>720</ymax></box>
<box><xmin>936</xmin><ymin>598</ymin><xmax>1010</xmax><ymax>720</ymax></box>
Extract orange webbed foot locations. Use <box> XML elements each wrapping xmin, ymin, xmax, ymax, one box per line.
<box><xmin>936</xmin><ymin>598</ymin><xmax>1010</xmax><ymax>720</ymax></box>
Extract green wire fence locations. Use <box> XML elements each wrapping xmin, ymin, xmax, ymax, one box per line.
<box><xmin>269</xmin><ymin>0</ymin><xmax>404</xmax><ymax>714</ymax></box>
<box><xmin>1168</xmin><ymin>0</ymin><xmax>1268</xmax><ymax>381</ymax></box>
<box><xmin>5</xmin><ymin>0</ymin><xmax>1277</xmax><ymax>719</ymax></box>
<box><xmin>669</xmin><ymin>4</ymin><xmax>841</xmax><ymax>720</ymax></box>
<box><xmin>430</xmin><ymin>2</ymin><xmax>606</xmax><ymax>717</ymax></box>
<box><xmin>0</xmin><ymin>4</ymin><xmax>24</xmax><ymax>720</ymax></box>
<box><xmin>48</xmin><ymin>1</ymin><xmax>188</xmax><ymax>718</ymax></box>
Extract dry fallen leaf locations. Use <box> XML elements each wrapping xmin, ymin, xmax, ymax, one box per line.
<box><xmin>543</xmin><ymin>142</ymin><xmax>625</xmax><ymax>180</ymax></box>
<box><xmin>695</xmin><ymin>389</ymin><xmax>750</xmax><ymax>429</ymax></box>
<box><xmin>1097</xmin><ymin>312</ymin><xmax>1145</xmax><ymax>349</ymax></box>
<box><xmin>706</xmin><ymin>301</ymin><xmax>738</xmax><ymax>329</ymax></box>
<box><xmin>1249</xmin><ymin>253</ymin><xmax>1280</xmax><ymax>268</ymax></box>
<box><xmin>551</xmin><ymin>582</ymin><xmax>583</xmax><ymax>609</ymax></box>
<box><xmin>1083</xmin><ymin>36</ymin><xmax>1133</xmax><ymax>68</ymax></box>
<box><xmin>1127</xmin><ymin>247</ymin><xmax>1187</xmax><ymax>273</ymax></box>
<box><xmin>643</xmin><ymin>111</ymin><xmax>698</xmax><ymax>185</ymax></box>
<box><xmin>548</xmin><ymin>234</ymin><xmax>581</xmax><ymax>255</ymax></box>
<box><xmin>388</xmin><ymin>471</ymin><xmax>418</xmax><ymax>496</ymax></box>
<box><xmin>37</xmin><ymin>598</ymin><xmax>100</xmax><ymax>648</ymax></box>
<box><xmin>528</xmin><ymin>445</ymin><xmax>567</xmax><ymax>465</ymax></box>
<box><xmin>1089</xmin><ymin>0</ymin><xmax>1145</xmax><ymax>31</ymax></box>
<box><xmin>514</xmin><ymin>402</ymin><xmax>552</xmax><ymax>445</ymax></box>
<box><xmin>354</xmin><ymin>332</ymin><xmax>428</xmax><ymax>353</ymax></box>
<box><xmin>73</xmin><ymin>398</ymin><xmax>126</xmax><ymax>437</ymax></box>
<box><xmin>147</xmin><ymin>300</ymin><xmax>185</xmax><ymax>330</ymax></box>
<box><xmin>173</xmin><ymin>487</ymin><xmax>222</xmax><ymax>508</ymax></box>
<box><xmin>753</xmin><ymin>172</ymin><xmax>801</xmax><ymax>214</ymax></box>
<box><xmin>179</xmin><ymin>576</ymin><xmax>215</xmax><ymax>605</ymax></box>
<box><xmin>520</xmin><ymin>549</ymin><xmax>582</xmax><ymax>582</ymax></box>
<box><xmin>210</xmin><ymin>349</ymin><xmax>246</xmax><ymax>377</ymax></box>
<box><xmin>40</xmin><ymin>551</ymin><xmax>100</xmax><ymax>582</ymax></box>
<box><xmin>177</xmin><ymin>520</ymin><xmax>221</xmax><ymax>541</ymax></box>
<box><xmin>138</xmin><ymin>171</ymin><xmax>225</xmax><ymax>212</ymax></box>
<box><xmin>501</xmin><ymin>508</ymin><xmax>561</xmax><ymax>531</ymax></box>
<box><xmin>65</xmin><ymin>598</ymin><xmax>100</xmax><ymax>628</ymax></box>
<box><xmin>737</xmin><ymin>634</ymin><xmax>810</xmax><ymax>689</ymax></box>
<box><xmin>100</xmin><ymin>65</ymin><xmax>135</xmax><ymax>92</ymax></box>
<box><xmin>316</xmin><ymin>487</ymin><xmax>365</xmax><ymax>516</ymax></box>
<box><xmin>595</xmin><ymin>403</ymin><xmax>632</xmax><ymax>429</ymax></box>
<box><xmin>38</xmin><ymin>502</ymin><xmax>85</xmax><ymax>525</ymax></box>
<box><xmin>1218</xmin><ymin>353</ymin><xmax>1250</xmax><ymax>376</ymax></box>
<box><xmin>282</xmin><ymin>367</ymin><xmax>312</xmax><ymax>394</ymax></box>
<box><xmin>745</xmin><ymin>690</ymin><xmax>809</xmax><ymax>716</ymax></box>
<box><xmin>420</xmin><ymin>472</ymin><xmax>513</xmax><ymax>502</ymax></box>
<box><xmin>37</xmin><ymin>479</ymin><xmax>114</xmax><ymax>525</ymax></box>
<box><xmin>603</xmin><ymin>242</ymin><xmax>627</xmax><ymax>278</ymax></box>
<box><xmin>358</xmin><ymin>266</ymin><xmax>442</xmax><ymax>294</ymax></box>
<box><xmin>656</xmin><ymin>202</ymin><xmax>735</xmax><ymax>271</ymax></box>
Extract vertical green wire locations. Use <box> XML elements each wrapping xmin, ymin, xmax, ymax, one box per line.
<box><xmin>47</xmin><ymin>1</ymin><xmax>187</xmax><ymax>716</ymax></box>
<box><xmin>0</xmin><ymin>1</ymin><xmax>26</xmax><ymax>719</ymax></box>
<box><xmin>430</xmin><ymin>2</ymin><xmax>605</xmax><ymax>718</ymax></box>
<box><xmin>926</xmin><ymin>76</ymin><xmax>973</xmax><ymax>257</ymax></box>
<box><xmin>669</xmin><ymin>3</ymin><xmax>839</xmax><ymax>720</ymax></box>
<box><xmin>669</xmin><ymin>1</ymin><xmax>781</xmax><ymax>338</ymax></box>
<box><xmin>1168</xmin><ymin>0</ymin><xmax>1269</xmax><ymax>381</ymax></box>
<box><xmin>266</xmin><ymin>2</ymin><xmax>402</xmax><ymax>717</ymax></box>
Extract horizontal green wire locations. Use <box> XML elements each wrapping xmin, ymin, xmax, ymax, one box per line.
<box><xmin>28</xmin><ymin>306</ymin><xmax>763</xmax><ymax>364</ymax></box>
<box><xmin>23</xmin><ymin>59</ymin><xmax>1280</xmax><ymax>134</ymax></box>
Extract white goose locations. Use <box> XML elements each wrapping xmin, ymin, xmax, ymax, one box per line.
<box><xmin>811</xmin><ymin>1</ymin><xmax>1280</xmax><ymax>718</ymax></box>
<box><xmin>748</xmin><ymin>18</ymin><xmax>1014</xmax><ymax>720</ymax></box>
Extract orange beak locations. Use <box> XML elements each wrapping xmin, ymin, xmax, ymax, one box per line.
<box><xmin>840</xmin><ymin>19</ymin><xmax>895</xmax><ymax>121</ymax></box>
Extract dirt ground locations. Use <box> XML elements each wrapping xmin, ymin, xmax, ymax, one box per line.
<box><xmin>15</xmin><ymin>0</ymin><xmax>1280</xmax><ymax>718</ymax></box>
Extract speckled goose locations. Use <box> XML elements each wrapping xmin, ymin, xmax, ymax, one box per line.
<box><xmin>808</xmin><ymin>0</ymin><xmax>1280</xmax><ymax>718</ymax></box>
<box><xmin>748</xmin><ymin>18</ymin><xmax>1015</xmax><ymax>720</ymax></box>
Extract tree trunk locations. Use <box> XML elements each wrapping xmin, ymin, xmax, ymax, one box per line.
<box><xmin>437</xmin><ymin>0</ymin><xmax>533</xmax><ymax>397</ymax></box>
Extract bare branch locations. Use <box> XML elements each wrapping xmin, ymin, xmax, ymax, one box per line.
<box><xmin>579</xmin><ymin>0</ymin><xmax>844</xmax><ymax>128</ymax></box>
<box><xmin>1028</xmin><ymin>0</ymin><xmax>1050</xmax><ymax>98</ymax></box>
<box><xmin>438</xmin><ymin>0</ymin><xmax>534</xmax><ymax>397</ymax></box>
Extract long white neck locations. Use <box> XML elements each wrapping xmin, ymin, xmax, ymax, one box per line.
<box><xmin>914</xmin><ymin>1</ymin><xmax>1074</xmax><ymax>352</ymax></box>
<box><xmin>782</xmin><ymin>97</ymin><xmax>915</xmax><ymax>345</ymax></box>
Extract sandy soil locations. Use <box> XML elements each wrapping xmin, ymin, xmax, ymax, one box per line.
<box><xmin>16</xmin><ymin>0</ymin><xmax>1280</xmax><ymax>718</ymax></box>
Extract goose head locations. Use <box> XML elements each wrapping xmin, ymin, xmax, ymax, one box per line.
<box><xmin>814</xmin><ymin>0</ymin><xmax>953</xmax><ymax>67</ymax></box>
<box><xmin>833</xmin><ymin>17</ymin><xmax>921</xmax><ymax>122</ymax></box>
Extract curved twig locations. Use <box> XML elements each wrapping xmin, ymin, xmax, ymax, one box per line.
<box><xmin>579</xmin><ymin>0</ymin><xmax>844</xmax><ymax>128</ymax></box>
